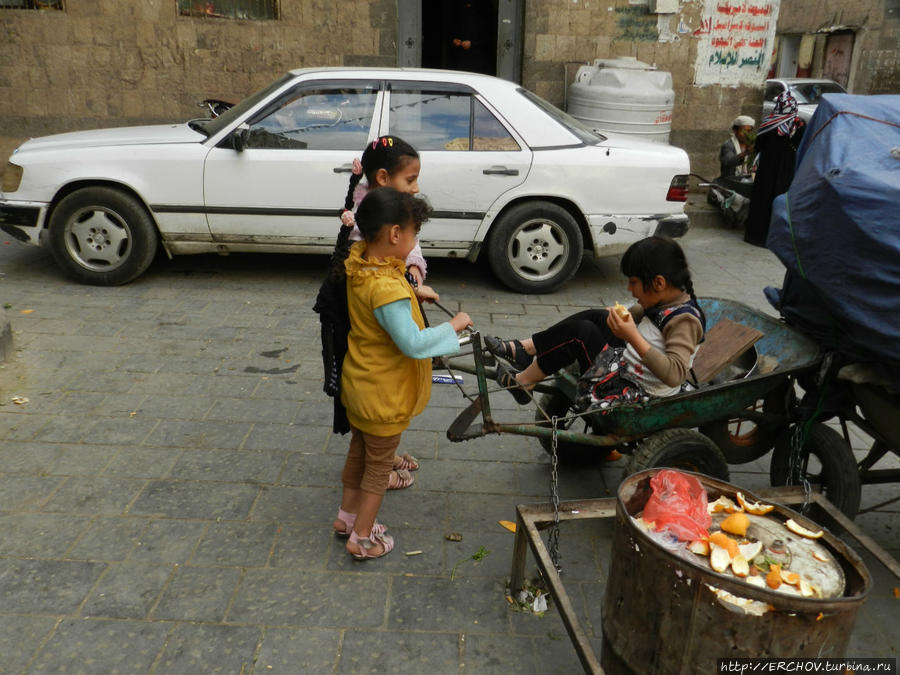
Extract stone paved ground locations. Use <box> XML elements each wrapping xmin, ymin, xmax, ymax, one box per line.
<box><xmin>0</xmin><ymin>215</ymin><xmax>897</xmax><ymax>673</ymax></box>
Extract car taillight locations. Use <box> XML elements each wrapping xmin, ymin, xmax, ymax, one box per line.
<box><xmin>666</xmin><ymin>174</ymin><xmax>689</xmax><ymax>202</ymax></box>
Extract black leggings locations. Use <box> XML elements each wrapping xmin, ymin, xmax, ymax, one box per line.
<box><xmin>532</xmin><ymin>309</ymin><xmax>625</xmax><ymax>375</ymax></box>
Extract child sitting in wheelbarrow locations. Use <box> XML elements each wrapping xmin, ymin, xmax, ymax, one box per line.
<box><xmin>486</xmin><ymin>236</ymin><xmax>706</xmax><ymax>428</ymax></box>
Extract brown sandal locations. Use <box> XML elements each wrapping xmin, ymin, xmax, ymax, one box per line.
<box><xmin>388</xmin><ymin>468</ymin><xmax>415</xmax><ymax>490</ymax></box>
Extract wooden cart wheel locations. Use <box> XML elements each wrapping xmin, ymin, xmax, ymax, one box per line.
<box><xmin>625</xmin><ymin>428</ymin><xmax>730</xmax><ymax>481</ymax></box>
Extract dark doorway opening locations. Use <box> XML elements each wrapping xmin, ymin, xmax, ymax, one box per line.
<box><xmin>422</xmin><ymin>0</ymin><xmax>498</xmax><ymax>76</ymax></box>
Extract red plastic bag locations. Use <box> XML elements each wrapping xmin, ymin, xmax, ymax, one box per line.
<box><xmin>642</xmin><ymin>469</ymin><xmax>711</xmax><ymax>541</ymax></box>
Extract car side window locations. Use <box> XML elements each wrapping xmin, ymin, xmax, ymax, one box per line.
<box><xmin>388</xmin><ymin>88</ymin><xmax>518</xmax><ymax>151</ymax></box>
<box><xmin>473</xmin><ymin>100</ymin><xmax>520</xmax><ymax>151</ymax></box>
<box><xmin>247</xmin><ymin>84</ymin><xmax>377</xmax><ymax>150</ymax></box>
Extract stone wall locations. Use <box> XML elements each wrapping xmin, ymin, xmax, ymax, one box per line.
<box><xmin>521</xmin><ymin>0</ymin><xmax>893</xmax><ymax>179</ymax></box>
<box><xmin>0</xmin><ymin>0</ymin><xmax>895</xmax><ymax>181</ymax></box>
<box><xmin>0</xmin><ymin>0</ymin><xmax>397</xmax><ymax>160</ymax></box>
<box><xmin>778</xmin><ymin>0</ymin><xmax>898</xmax><ymax>95</ymax></box>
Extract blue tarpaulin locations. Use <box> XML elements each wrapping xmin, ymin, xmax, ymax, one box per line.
<box><xmin>766</xmin><ymin>94</ymin><xmax>900</xmax><ymax>384</ymax></box>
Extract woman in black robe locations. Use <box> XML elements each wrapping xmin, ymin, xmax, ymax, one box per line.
<box><xmin>744</xmin><ymin>92</ymin><xmax>806</xmax><ymax>247</ymax></box>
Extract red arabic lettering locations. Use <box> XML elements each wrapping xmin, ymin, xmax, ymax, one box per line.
<box><xmin>716</xmin><ymin>3</ymin><xmax>743</xmax><ymax>15</ymax></box>
<box><xmin>712</xmin><ymin>37</ymin><xmax>732</xmax><ymax>47</ymax></box>
<box><xmin>693</xmin><ymin>17</ymin><xmax>712</xmax><ymax>35</ymax></box>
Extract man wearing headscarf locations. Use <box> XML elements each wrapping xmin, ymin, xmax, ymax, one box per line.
<box><xmin>719</xmin><ymin>115</ymin><xmax>756</xmax><ymax>179</ymax></box>
<box><xmin>744</xmin><ymin>92</ymin><xmax>806</xmax><ymax>247</ymax></box>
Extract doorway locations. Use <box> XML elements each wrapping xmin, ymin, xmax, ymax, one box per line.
<box><xmin>776</xmin><ymin>35</ymin><xmax>801</xmax><ymax>78</ymax></box>
<box><xmin>823</xmin><ymin>31</ymin><xmax>854</xmax><ymax>89</ymax></box>
<box><xmin>398</xmin><ymin>0</ymin><xmax>523</xmax><ymax>82</ymax></box>
<box><xmin>422</xmin><ymin>0</ymin><xmax>499</xmax><ymax>76</ymax></box>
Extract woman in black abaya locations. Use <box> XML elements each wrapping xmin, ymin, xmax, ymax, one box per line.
<box><xmin>744</xmin><ymin>92</ymin><xmax>806</xmax><ymax>247</ymax></box>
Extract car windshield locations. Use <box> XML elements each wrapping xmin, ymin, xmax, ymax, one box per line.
<box><xmin>192</xmin><ymin>73</ymin><xmax>295</xmax><ymax>137</ymax></box>
<box><xmin>517</xmin><ymin>89</ymin><xmax>605</xmax><ymax>145</ymax></box>
<box><xmin>790</xmin><ymin>81</ymin><xmax>846</xmax><ymax>105</ymax></box>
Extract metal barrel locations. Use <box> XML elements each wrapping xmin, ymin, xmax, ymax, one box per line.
<box><xmin>601</xmin><ymin>470</ymin><xmax>871</xmax><ymax>675</ymax></box>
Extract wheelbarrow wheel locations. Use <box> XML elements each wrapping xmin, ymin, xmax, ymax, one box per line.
<box><xmin>769</xmin><ymin>422</ymin><xmax>861</xmax><ymax>519</ymax></box>
<box><xmin>625</xmin><ymin>428</ymin><xmax>730</xmax><ymax>480</ymax></box>
<box><xmin>699</xmin><ymin>382</ymin><xmax>793</xmax><ymax>464</ymax></box>
<box><xmin>534</xmin><ymin>390</ymin><xmax>596</xmax><ymax>464</ymax></box>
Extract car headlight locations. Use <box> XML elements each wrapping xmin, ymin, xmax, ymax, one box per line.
<box><xmin>2</xmin><ymin>162</ymin><xmax>23</xmax><ymax>193</ymax></box>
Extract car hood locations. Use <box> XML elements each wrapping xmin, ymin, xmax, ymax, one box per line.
<box><xmin>15</xmin><ymin>123</ymin><xmax>207</xmax><ymax>154</ymax></box>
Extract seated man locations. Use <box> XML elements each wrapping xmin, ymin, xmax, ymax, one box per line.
<box><xmin>719</xmin><ymin>115</ymin><xmax>755</xmax><ymax>180</ymax></box>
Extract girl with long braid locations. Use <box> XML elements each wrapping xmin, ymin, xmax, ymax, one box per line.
<box><xmin>335</xmin><ymin>135</ymin><xmax>438</xmax><ymax>490</ymax></box>
<box><xmin>341</xmin><ymin>135</ymin><xmax>435</xmax><ymax>300</ymax></box>
<box><xmin>485</xmin><ymin>236</ymin><xmax>706</xmax><ymax>415</ymax></box>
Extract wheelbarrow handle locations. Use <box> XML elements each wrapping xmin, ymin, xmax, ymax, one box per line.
<box><xmin>429</xmin><ymin>299</ymin><xmax>456</xmax><ymax>318</ymax></box>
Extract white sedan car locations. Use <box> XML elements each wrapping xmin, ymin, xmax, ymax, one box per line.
<box><xmin>0</xmin><ymin>68</ymin><xmax>690</xmax><ymax>293</ymax></box>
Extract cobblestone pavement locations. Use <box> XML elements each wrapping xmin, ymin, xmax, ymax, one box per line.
<box><xmin>0</xmin><ymin>217</ymin><xmax>897</xmax><ymax>673</ymax></box>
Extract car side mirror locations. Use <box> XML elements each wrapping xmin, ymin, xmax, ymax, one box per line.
<box><xmin>231</xmin><ymin>124</ymin><xmax>250</xmax><ymax>152</ymax></box>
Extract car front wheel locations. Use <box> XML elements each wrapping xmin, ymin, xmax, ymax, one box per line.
<box><xmin>48</xmin><ymin>186</ymin><xmax>159</xmax><ymax>285</ymax></box>
<box><xmin>487</xmin><ymin>201</ymin><xmax>583</xmax><ymax>294</ymax></box>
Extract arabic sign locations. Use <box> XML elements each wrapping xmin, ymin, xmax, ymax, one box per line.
<box><xmin>693</xmin><ymin>0</ymin><xmax>780</xmax><ymax>86</ymax></box>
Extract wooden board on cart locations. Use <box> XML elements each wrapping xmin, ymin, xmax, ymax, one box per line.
<box><xmin>693</xmin><ymin>318</ymin><xmax>764</xmax><ymax>384</ymax></box>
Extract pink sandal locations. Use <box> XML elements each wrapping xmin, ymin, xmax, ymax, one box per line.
<box><xmin>348</xmin><ymin>529</ymin><xmax>394</xmax><ymax>560</ymax></box>
<box><xmin>393</xmin><ymin>453</ymin><xmax>419</xmax><ymax>471</ymax></box>
<box><xmin>387</xmin><ymin>468</ymin><xmax>415</xmax><ymax>490</ymax></box>
<box><xmin>333</xmin><ymin>508</ymin><xmax>386</xmax><ymax>538</ymax></box>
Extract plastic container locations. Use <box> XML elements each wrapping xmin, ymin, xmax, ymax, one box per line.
<box><xmin>601</xmin><ymin>470</ymin><xmax>871</xmax><ymax>674</ymax></box>
<box><xmin>567</xmin><ymin>57</ymin><xmax>675</xmax><ymax>143</ymax></box>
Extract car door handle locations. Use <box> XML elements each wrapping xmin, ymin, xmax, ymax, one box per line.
<box><xmin>483</xmin><ymin>166</ymin><xmax>519</xmax><ymax>176</ymax></box>
<box><xmin>333</xmin><ymin>165</ymin><xmax>354</xmax><ymax>173</ymax></box>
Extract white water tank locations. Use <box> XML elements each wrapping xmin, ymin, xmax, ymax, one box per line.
<box><xmin>567</xmin><ymin>57</ymin><xmax>675</xmax><ymax>143</ymax></box>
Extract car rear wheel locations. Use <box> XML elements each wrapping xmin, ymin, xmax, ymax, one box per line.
<box><xmin>487</xmin><ymin>201</ymin><xmax>583</xmax><ymax>294</ymax></box>
<box><xmin>48</xmin><ymin>186</ymin><xmax>158</xmax><ymax>285</ymax></box>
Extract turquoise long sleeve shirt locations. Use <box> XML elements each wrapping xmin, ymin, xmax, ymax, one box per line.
<box><xmin>374</xmin><ymin>299</ymin><xmax>459</xmax><ymax>359</ymax></box>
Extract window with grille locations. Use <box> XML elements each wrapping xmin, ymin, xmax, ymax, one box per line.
<box><xmin>0</xmin><ymin>0</ymin><xmax>63</xmax><ymax>9</ymax></box>
<box><xmin>178</xmin><ymin>0</ymin><xmax>277</xmax><ymax>20</ymax></box>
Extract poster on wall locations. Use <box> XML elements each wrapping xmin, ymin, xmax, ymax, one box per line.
<box><xmin>693</xmin><ymin>0</ymin><xmax>781</xmax><ymax>86</ymax></box>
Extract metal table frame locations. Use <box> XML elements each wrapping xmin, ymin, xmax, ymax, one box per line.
<box><xmin>508</xmin><ymin>486</ymin><xmax>900</xmax><ymax>675</ymax></box>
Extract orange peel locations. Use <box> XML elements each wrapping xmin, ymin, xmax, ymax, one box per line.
<box><xmin>708</xmin><ymin>495</ymin><xmax>741</xmax><ymax>514</ymax></box>
<box><xmin>785</xmin><ymin>518</ymin><xmax>824</xmax><ymax>539</ymax></box>
<box><xmin>708</xmin><ymin>532</ymin><xmax>739</xmax><ymax>558</ymax></box>
<box><xmin>766</xmin><ymin>564</ymin><xmax>782</xmax><ymax>589</ymax></box>
<box><xmin>738</xmin><ymin>541</ymin><xmax>762</xmax><ymax>561</ymax></box>
<box><xmin>736</xmin><ymin>491</ymin><xmax>775</xmax><ymax>515</ymax></box>
<box><xmin>688</xmin><ymin>539</ymin><xmax>710</xmax><ymax>556</ymax></box>
<box><xmin>720</xmin><ymin>512</ymin><xmax>751</xmax><ymax>537</ymax></box>
<box><xmin>731</xmin><ymin>554</ymin><xmax>750</xmax><ymax>577</ymax></box>
<box><xmin>780</xmin><ymin>569</ymin><xmax>801</xmax><ymax>586</ymax></box>
<box><xmin>710</xmin><ymin>543</ymin><xmax>731</xmax><ymax>573</ymax></box>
